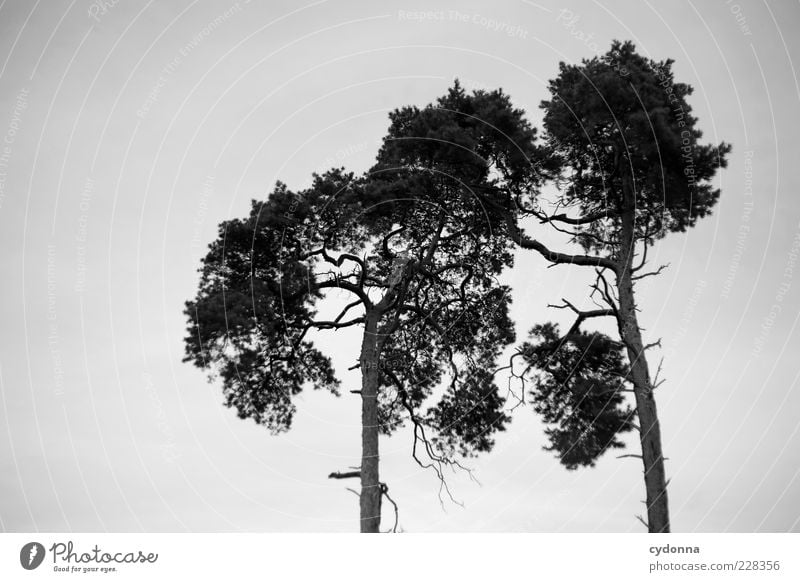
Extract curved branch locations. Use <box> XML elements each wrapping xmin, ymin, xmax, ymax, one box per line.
<box><xmin>381</xmin><ymin>224</ymin><xmax>407</xmax><ymax>259</ymax></box>
<box><xmin>506</xmin><ymin>215</ymin><xmax>620</xmax><ymax>274</ymax></box>
<box><xmin>548</xmin><ymin>298</ymin><xmax>615</xmax><ymax>337</ymax></box>
<box><xmin>311</xmin><ymin>279</ymin><xmax>372</xmax><ymax>309</ymax></box>
<box><xmin>310</xmin><ymin>316</ymin><xmax>365</xmax><ymax>331</ymax></box>
<box><xmin>383</xmin><ymin>368</ymin><xmax>472</xmax><ymax>508</ymax></box>
<box><xmin>537</xmin><ymin>208</ymin><xmax>618</xmax><ymax>225</ymax></box>
<box><xmin>380</xmin><ymin>483</ymin><xmax>399</xmax><ymax>533</ymax></box>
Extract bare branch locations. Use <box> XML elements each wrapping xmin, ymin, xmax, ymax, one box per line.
<box><xmin>328</xmin><ymin>470</ymin><xmax>361</xmax><ymax>480</ymax></box>
<box><xmin>548</xmin><ymin>297</ymin><xmax>615</xmax><ymax>338</ymax></box>
<box><xmin>644</xmin><ymin>339</ymin><xmax>662</xmax><ymax>351</ymax></box>
<box><xmin>383</xmin><ymin>367</ymin><xmax>472</xmax><ymax>508</ymax></box>
<box><xmin>493</xmin><ymin>351</ymin><xmax>530</xmax><ymax>411</ymax></box>
<box><xmin>380</xmin><ymin>482</ymin><xmax>399</xmax><ymax>533</ymax></box>
<box><xmin>301</xmin><ymin>246</ymin><xmax>366</xmax><ymax>273</ymax></box>
<box><xmin>334</xmin><ymin>299</ymin><xmax>363</xmax><ymax>324</ymax></box>
<box><xmin>590</xmin><ymin>268</ymin><xmax>619</xmax><ymax>313</ymax></box>
<box><xmin>632</xmin><ymin>263</ymin><xmax>670</xmax><ymax>281</ymax></box>
<box><xmin>310</xmin><ymin>316</ymin><xmax>365</xmax><ymax>331</ymax></box>
<box><xmin>536</xmin><ymin>208</ymin><xmax>618</xmax><ymax>225</ymax></box>
<box><xmin>306</xmin><ymin>279</ymin><xmax>372</xmax><ymax>308</ymax></box>
<box><xmin>505</xmin><ymin>214</ymin><xmax>620</xmax><ymax>274</ymax></box>
<box><xmin>653</xmin><ymin>357</ymin><xmax>666</xmax><ymax>390</ymax></box>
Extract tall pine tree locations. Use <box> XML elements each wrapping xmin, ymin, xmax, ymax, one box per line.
<box><xmin>184</xmin><ymin>83</ymin><xmax>544</xmax><ymax>532</ymax></box>
<box><xmin>505</xmin><ymin>41</ymin><xmax>730</xmax><ymax>532</ymax></box>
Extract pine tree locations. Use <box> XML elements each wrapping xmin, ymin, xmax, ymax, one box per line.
<box><xmin>507</xmin><ymin>41</ymin><xmax>730</xmax><ymax>532</ymax></box>
<box><xmin>183</xmin><ymin>83</ymin><xmax>543</xmax><ymax>532</ymax></box>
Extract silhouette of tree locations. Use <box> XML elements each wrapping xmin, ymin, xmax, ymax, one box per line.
<box><xmin>183</xmin><ymin>83</ymin><xmax>542</xmax><ymax>532</ymax></box>
<box><xmin>503</xmin><ymin>41</ymin><xmax>731</xmax><ymax>532</ymax></box>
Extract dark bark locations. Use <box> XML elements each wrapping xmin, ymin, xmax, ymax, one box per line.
<box><xmin>503</xmin><ymin>212</ymin><xmax>619</xmax><ymax>274</ymax></box>
<box><xmin>617</xmin><ymin>178</ymin><xmax>670</xmax><ymax>533</ymax></box>
<box><xmin>514</xmin><ymin>201</ymin><xmax>671</xmax><ymax>529</ymax></box>
<box><xmin>359</xmin><ymin>310</ymin><xmax>382</xmax><ymax>533</ymax></box>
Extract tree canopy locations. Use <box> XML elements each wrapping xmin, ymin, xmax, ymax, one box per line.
<box><xmin>519</xmin><ymin>323</ymin><xmax>634</xmax><ymax>469</ymax></box>
<box><xmin>538</xmin><ymin>40</ymin><xmax>731</xmax><ymax>253</ymax></box>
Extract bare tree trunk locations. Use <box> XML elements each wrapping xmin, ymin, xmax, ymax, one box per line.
<box><xmin>617</xmin><ymin>195</ymin><xmax>670</xmax><ymax>533</ymax></box>
<box><xmin>359</xmin><ymin>311</ymin><xmax>381</xmax><ymax>533</ymax></box>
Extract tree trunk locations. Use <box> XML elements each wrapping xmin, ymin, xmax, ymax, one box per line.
<box><xmin>359</xmin><ymin>311</ymin><xmax>381</xmax><ymax>533</ymax></box>
<box><xmin>617</xmin><ymin>195</ymin><xmax>671</xmax><ymax>533</ymax></box>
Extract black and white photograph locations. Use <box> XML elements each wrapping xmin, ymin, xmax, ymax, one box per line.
<box><xmin>0</xmin><ymin>0</ymin><xmax>798</xmax><ymax>579</ymax></box>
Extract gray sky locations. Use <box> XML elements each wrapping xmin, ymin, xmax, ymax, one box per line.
<box><xmin>1</xmin><ymin>0</ymin><xmax>799</xmax><ymax>533</ymax></box>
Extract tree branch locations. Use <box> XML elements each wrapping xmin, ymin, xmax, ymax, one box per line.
<box><xmin>506</xmin><ymin>215</ymin><xmax>619</xmax><ymax>274</ymax></box>
<box><xmin>381</xmin><ymin>224</ymin><xmax>407</xmax><ymax>260</ymax></box>
<box><xmin>310</xmin><ymin>316</ymin><xmax>365</xmax><ymax>331</ymax></box>
<box><xmin>653</xmin><ymin>357</ymin><xmax>666</xmax><ymax>390</ymax></box>
<box><xmin>632</xmin><ymin>263</ymin><xmax>670</xmax><ymax>281</ymax></box>
<box><xmin>311</xmin><ymin>279</ymin><xmax>372</xmax><ymax>308</ymax></box>
<box><xmin>536</xmin><ymin>208</ymin><xmax>618</xmax><ymax>225</ymax></box>
<box><xmin>590</xmin><ymin>268</ymin><xmax>619</xmax><ymax>313</ymax></box>
<box><xmin>334</xmin><ymin>299</ymin><xmax>364</xmax><ymax>324</ymax></box>
<box><xmin>328</xmin><ymin>470</ymin><xmax>361</xmax><ymax>480</ymax></box>
<box><xmin>548</xmin><ymin>298</ymin><xmax>615</xmax><ymax>337</ymax></box>
<box><xmin>383</xmin><ymin>367</ymin><xmax>472</xmax><ymax>508</ymax></box>
<box><xmin>643</xmin><ymin>339</ymin><xmax>662</xmax><ymax>351</ymax></box>
<box><xmin>380</xmin><ymin>482</ymin><xmax>400</xmax><ymax>533</ymax></box>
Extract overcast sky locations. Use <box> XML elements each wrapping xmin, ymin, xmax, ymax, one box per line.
<box><xmin>1</xmin><ymin>0</ymin><xmax>799</xmax><ymax>533</ymax></box>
